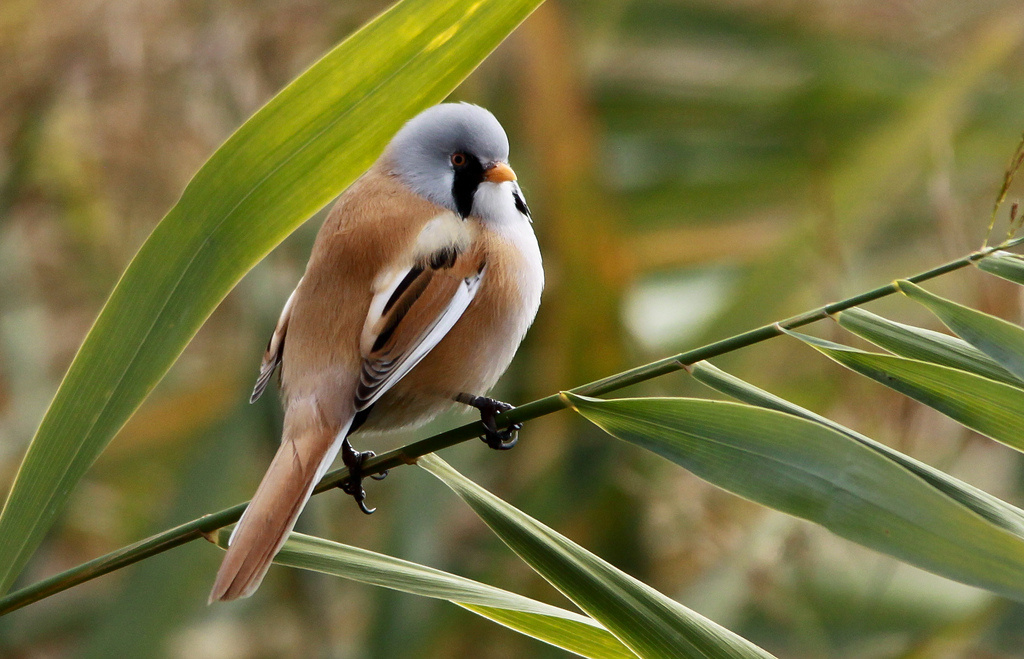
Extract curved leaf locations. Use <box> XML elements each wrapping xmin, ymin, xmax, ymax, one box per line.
<box><xmin>689</xmin><ymin>360</ymin><xmax>1024</xmax><ymax>536</ymax></box>
<box><xmin>897</xmin><ymin>279</ymin><xmax>1024</xmax><ymax>382</ymax></box>
<box><xmin>211</xmin><ymin>530</ymin><xmax>634</xmax><ymax>659</ymax></box>
<box><xmin>0</xmin><ymin>0</ymin><xmax>543</xmax><ymax>594</ymax></box>
<box><xmin>978</xmin><ymin>250</ymin><xmax>1024</xmax><ymax>284</ymax></box>
<box><xmin>563</xmin><ymin>392</ymin><xmax>1024</xmax><ymax>602</ymax></box>
<box><xmin>787</xmin><ymin>331</ymin><xmax>1024</xmax><ymax>453</ymax></box>
<box><xmin>835</xmin><ymin>307</ymin><xmax>1022</xmax><ymax>386</ymax></box>
<box><xmin>420</xmin><ymin>454</ymin><xmax>776</xmax><ymax>659</ymax></box>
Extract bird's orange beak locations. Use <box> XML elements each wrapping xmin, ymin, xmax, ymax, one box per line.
<box><xmin>483</xmin><ymin>162</ymin><xmax>517</xmax><ymax>183</ymax></box>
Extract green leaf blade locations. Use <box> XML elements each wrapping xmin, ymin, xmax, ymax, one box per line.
<box><xmin>211</xmin><ymin>530</ymin><xmax>635</xmax><ymax>659</ymax></box>
<box><xmin>421</xmin><ymin>455</ymin><xmax>775</xmax><ymax>659</ymax></box>
<box><xmin>564</xmin><ymin>391</ymin><xmax>1024</xmax><ymax>602</ymax></box>
<box><xmin>689</xmin><ymin>360</ymin><xmax>1024</xmax><ymax>537</ymax></box>
<box><xmin>788</xmin><ymin>332</ymin><xmax>1024</xmax><ymax>453</ymax></box>
<box><xmin>896</xmin><ymin>279</ymin><xmax>1024</xmax><ymax>382</ymax></box>
<box><xmin>835</xmin><ymin>307</ymin><xmax>1022</xmax><ymax>386</ymax></box>
<box><xmin>978</xmin><ymin>250</ymin><xmax>1024</xmax><ymax>285</ymax></box>
<box><xmin>458</xmin><ymin>605</ymin><xmax>639</xmax><ymax>659</ymax></box>
<box><xmin>0</xmin><ymin>0</ymin><xmax>543</xmax><ymax>595</ymax></box>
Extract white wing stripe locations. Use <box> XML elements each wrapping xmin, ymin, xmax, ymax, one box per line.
<box><xmin>356</xmin><ymin>266</ymin><xmax>485</xmax><ymax>410</ymax></box>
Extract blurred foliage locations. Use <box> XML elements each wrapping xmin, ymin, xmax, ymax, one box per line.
<box><xmin>2</xmin><ymin>0</ymin><xmax>1024</xmax><ymax>657</ymax></box>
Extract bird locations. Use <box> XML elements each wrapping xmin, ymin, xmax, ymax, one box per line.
<box><xmin>209</xmin><ymin>103</ymin><xmax>544</xmax><ymax>602</ymax></box>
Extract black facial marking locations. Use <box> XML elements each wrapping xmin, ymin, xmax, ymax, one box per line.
<box><xmin>512</xmin><ymin>189</ymin><xmax>531</xmax><ymax>218</ymax></box>
<box><xmin>451</xmin><ymin>152</ymin><xmax>484</xmax><ymax>218</ymax></box>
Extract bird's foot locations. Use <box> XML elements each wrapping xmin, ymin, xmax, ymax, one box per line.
<box><xmin>339</xmin><ymin>441</ymin><xmax>387</xmax><ymax>515</ymax></box>
<box><xmin>457</xmin><ymin>394</ymin><xmax>522</xmax><ymax>450</ymax></box>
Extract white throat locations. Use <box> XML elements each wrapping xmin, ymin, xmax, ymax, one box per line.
<box><xmin>471</xmin><ymin>181</ymin><xmax>527</xmax><ymax>228</ymax></box>
<box><xmin>470</xmin><ymin>181</ymin><xmax>543</xmax><ymax>318</ymax></box>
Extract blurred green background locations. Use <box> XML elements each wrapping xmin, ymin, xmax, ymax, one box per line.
<box><xmin>2</xmin><ymin>0</ymin><xmax>1024</xmax><ymax>657</ymax></box>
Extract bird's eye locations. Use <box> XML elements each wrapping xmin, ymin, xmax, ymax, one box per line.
<box><xmin>450</xmin><ymin>152</ymin><xmax>467</xmax><ymax>167</ymax></box>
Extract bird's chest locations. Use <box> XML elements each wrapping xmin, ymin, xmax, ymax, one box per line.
<box><xmin>439</xmin><ymin>220</ymin><xmax>543</xmax><ymax>389</ymax></box>
<box><xmin>480</xmin><ymin>219</ymin><xmax>543</xmax><ymax>343</ymax></box>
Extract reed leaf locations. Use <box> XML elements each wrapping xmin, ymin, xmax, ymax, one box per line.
<box><xmin>897</xmin><ymin>279</ymin><xmax>1024</xmax><ymax>382</ymax></box>
<box><xmin>210</xmin><ymin>530</ymin><xmax>635</xmax><ymax>659</ymax></box>
<box><xmin>835</xmin><ymin>307</ymin><xmax>1022</xmax><ymax>386</ymax></box>
<box><xmin>689</xmin><ymin>361</ymin><xmax>1024</xmax><ymax>536</ymax></box>
<box><xmin>421</xmin><ymin>454</ymin><xmax>776</xmax><ymax>659</ymax></box>
<box><xmin>978</xmin><ymin>250</ymin><xmax>1024</xmax><ymax>284</ymax></box>
<box><xmin>564</xmin><ymin>391</ymin><xmax>1024</xmax><ymax>602</ymax></box>
<box><xmin>787</xmin><ymin>331</ymin><xmax>1024</xmax><ymax>453</ymax></box>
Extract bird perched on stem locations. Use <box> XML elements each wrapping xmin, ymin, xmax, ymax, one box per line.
<box><xmin>209</xmin><ymin>103</ymin><xmax>543</xmax><ymax>602</ymax></box>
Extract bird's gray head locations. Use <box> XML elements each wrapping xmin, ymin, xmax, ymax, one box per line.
<box><xmin>385</xmin><ymin>103</ymin><xmax>519</xmax><ymax>219</ymax></box>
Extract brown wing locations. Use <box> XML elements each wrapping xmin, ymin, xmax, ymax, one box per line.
<box><xmin>355</xmin><ymin>250</ymin><xmax>485</xmax><ymax>410</ymax></box>
<box><xmin>250</xmin><ymin>277</ymin><xmax>302</xmax><ymax>403</ymax></box>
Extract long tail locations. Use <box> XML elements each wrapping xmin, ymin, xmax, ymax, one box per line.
<box><xmin>209</xmin><ymin>405</ymin><xmax>350</xmax><ymax>602</ymax></box>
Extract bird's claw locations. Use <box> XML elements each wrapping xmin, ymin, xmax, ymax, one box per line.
<box><xmin>365</xmin><ymin>451</ymin><xmax>389</xmax><ymax>481</ymax></box>
<box><xmin>482</xmin><ymin>425</ymin><xmax>520</xmax><ymax>450</ymax></box>
<box><xmin>339</xmin><ymin>443</ymin><xmax>382</xmax><ymax>515</ymax></box>
<box><xmin>458</xmin><ymin>395</ymin><xmax>522</xmax><ymax>451</ymax></box>
<box><xmin>340</xmin><ymin>479</ymin><xmax>375</xmax><ymax>515</ymax></box>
